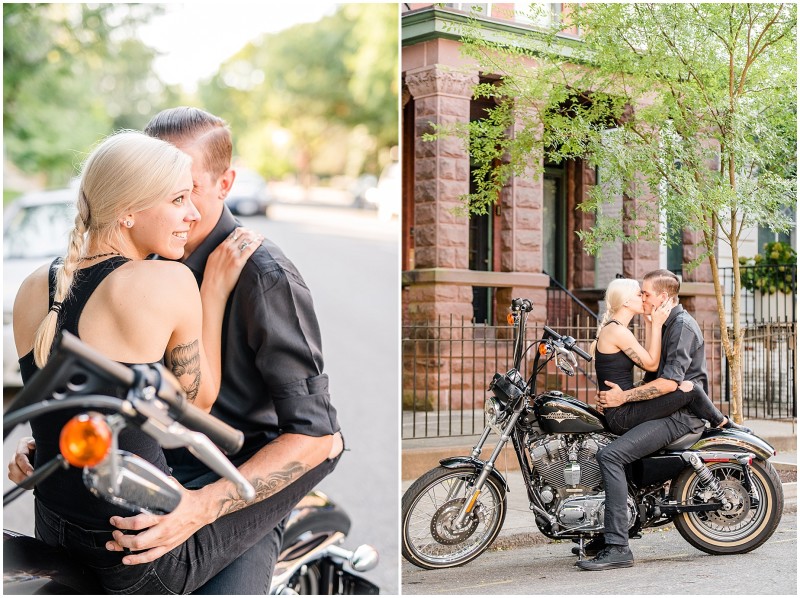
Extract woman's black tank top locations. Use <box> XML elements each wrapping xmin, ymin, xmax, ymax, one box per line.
<box><xmin>19</xmin><ymin>257</ymin><xmax>171</xmax><ymax>530</ymax></box>
<box><xmin>594</xmin><ymin>349</ymin><xmax>636</xmax><ymax>391</ymax></box>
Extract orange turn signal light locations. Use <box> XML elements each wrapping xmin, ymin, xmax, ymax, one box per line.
<box><xmin>59</xmin><ymin>413</ymin><xmax>112</xmax><ymax>468</ymax></box>
<box><xmin>538</xmin><ymin>343</ymin><xmax>548</xmax><ymax>356</ymax></box>
<box><xmin>507</xmin><ymin>313</ymin><xmax>515</xmax><ymax>325</ymax></box>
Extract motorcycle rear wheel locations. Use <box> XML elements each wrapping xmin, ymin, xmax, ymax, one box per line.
<box><xmin>672</xmin><ymin>458</ymin><xmax>783</xmax><ymax>555</ymax></box>
<box><xmin>401</xmin><ymin>466</ymin><xmax>506</xmax><ymax>569</ymax></box>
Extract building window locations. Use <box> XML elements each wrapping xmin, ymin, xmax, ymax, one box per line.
<box><xmin>543</xmin><ymin>165</ymin><xmax>567</xmax><ymax>284</ymax></box>
<box><xmin>445</xmin><ymin>3</ymin><xmax>491</xmax><ymax>16</ymax></box>
<box><xmin>665</xmin><ymin>217</ymin><xmax>683</xmax><ymax>276</ymax></box>
<box><xmin>514</xmin><ymin>3</ymin><xmax>561</xmax><ymax>27</ymax></box>
<box><xmin>469</xmin><ymin>92</ymin><xmax>498</xmax><ymax>324</ymax></box>
<box><xmin>757</xmin><ymin>210</ymin><xmax>795</xmax><ymax>250</ymax></box>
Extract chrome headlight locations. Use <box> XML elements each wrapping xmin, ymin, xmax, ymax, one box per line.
<box><xmin>485</xmin><ymin>397</ymin><xmax>501</xmax><ymax>429</ymax></box>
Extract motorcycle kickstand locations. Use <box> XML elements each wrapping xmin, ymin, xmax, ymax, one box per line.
<box><xmin>575</xmin><ymin>537</ymin><xmax>586</xmax><ymax>562</ymax></box>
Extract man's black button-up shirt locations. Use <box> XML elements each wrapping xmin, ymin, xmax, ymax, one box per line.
<box><xmin>181</xmin><ymin>207</ymin><xmax>339</xmax><ymax>460</ymax></box>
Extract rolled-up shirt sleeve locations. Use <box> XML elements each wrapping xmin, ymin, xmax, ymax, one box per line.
<box><xmin>245</xmin><ymin>265</ymin><xmax>339</xmax><ymax>437</ymax></box>
<box><xmin>660</xmin><ymin>320</ymin><xmax>700</xmax><ymax>385</ymax></box>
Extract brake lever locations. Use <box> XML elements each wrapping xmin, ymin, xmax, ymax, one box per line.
<box><xmin>132</xmin><ymin>396</ymin><xmax>256</xmax><ymax>502</ymax></box>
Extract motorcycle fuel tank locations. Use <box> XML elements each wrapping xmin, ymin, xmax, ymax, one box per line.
<box><xmin>537</xmin><ymin>393</ymin><xmax>606</xmax><ymax>434</ymax></box>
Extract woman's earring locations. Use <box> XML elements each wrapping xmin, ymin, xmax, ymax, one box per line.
<box><xmin>124</xmin><ymin>220</ymin><xmax>133</xmax><ymax>228</ymax></box>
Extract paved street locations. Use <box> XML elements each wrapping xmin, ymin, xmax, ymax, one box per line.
<box><xmin>402</xmin><ymin>511</ymin><xmax>797</xmax><ymax>595</ymax></box>
<box><xmin>3</xmin><ymin>204</ymin><xmax>400</xmax><ymax>594</ymax></box>
<box><xmin>248</xmin><ymin>205</ymin><xmax>400</xmax><ymax>594</ymax></box>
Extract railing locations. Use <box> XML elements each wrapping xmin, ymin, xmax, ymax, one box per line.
<box><xmin>718</xmin><ymin>265</ymin><xmax>797</xmax><ymax>324</ymax></box>
<box><xmin>402</xmin><ymin>317</ymin><xmax>598</xmax><ymax>439</ymax></box>
<box><xmin>401</xmin><ymin>316</ymin><xmax>791</xmax><ymax>438</ymax></box>
<box><xmin>546</xmin><ymin>276</ymin><xmax>598</xmax><ymax>324</ymax></box>
<box><xmin>735</xmin><ymin>322</ymin><xmax>797</xmax><ymax>419</ymax></box>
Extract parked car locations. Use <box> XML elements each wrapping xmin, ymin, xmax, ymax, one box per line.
<box><xmin>350</xmin><ymin>173</ymin><xmax>378</xmax><ymax>209</ymax></box>
<box><xmin>226</xmin><ymin>168</ymin><xmax>272</xmax><ymax>216</ymax></box>
<box><xmin>3</xmin><ymin>188</ymin><xmax>77</xmax><ymax>387</ymax></box>
<box><xmin>365</xmin><ymin>161</ymin><xmax>400</xmax><ymax>221</ymax></box>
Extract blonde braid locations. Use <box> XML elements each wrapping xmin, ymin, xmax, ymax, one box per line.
<box><xmin>589</xmin><ymin>309</ymin><xmax>613</xmax><ymax>356</ymax></box>
<box><xmin>32</xmin><ymin>204</ymin><xmax>87</xmax><ymax>366</ymax></box>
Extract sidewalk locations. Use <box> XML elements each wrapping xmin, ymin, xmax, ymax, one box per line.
<box><xmin>402</xmin><ymin>418</ymin><xmax>797</xmax><ymax>550</ymax></box>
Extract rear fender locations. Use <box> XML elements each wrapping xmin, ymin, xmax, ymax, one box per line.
<box><xmin>281</xmin><ymin>491</ymin><xmax>351</xmax><ymax>554</ymax></box>
<box><xmin>690</xmin><ymin>429</ymin><xmax>776</xmax><ymax>461</ymax></box>
<box><xmin>439</xmin><ymin>456</ymin><xmax>510</xmax><ymax>492</ymax></box>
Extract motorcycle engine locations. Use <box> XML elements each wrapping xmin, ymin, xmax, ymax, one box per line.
<box><xmin>528</xmin><ymin>433</ymin><xmax>636</xmax><ymax>533</ymax></box>
<box><xmin>529</xmin><ymin>433</ymin><xmax>606</xmax><ymax>495</ymax></box>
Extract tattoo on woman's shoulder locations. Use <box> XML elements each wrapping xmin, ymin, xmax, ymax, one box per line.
<box><xmin>170</xmin><ymin>339</ymin><xmax>200</xmax><ymax>402</ymax></box>
<box><xmin>623</xmin><ymin>347</ymin><xmax>645</xmax><ymax>369</ymax></box>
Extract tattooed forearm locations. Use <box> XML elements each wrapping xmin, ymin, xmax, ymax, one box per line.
<box><xmin>214</xmin><ymin>461</ymin><xmax>311</xmax><ymax>519</ymax></box>
<box><xmin>169</xmin><ymin>339</ymin><xmax>200</xmax><ymax>403</ymax></box>
<box><xmin>623</xmin><ymin>347</ymin><xmax>645</xmax><ymax>369</ymax></box>
<box><xmin>625</xmin><ymin>386</ymin><xmax>660</xmax><ymax>403</ymax></box>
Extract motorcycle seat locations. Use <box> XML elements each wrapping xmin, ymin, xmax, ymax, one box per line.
<box><xmin>663</xmin><ymin>430</ymin><xmax>703</xmax><ymax>450</ymax></box>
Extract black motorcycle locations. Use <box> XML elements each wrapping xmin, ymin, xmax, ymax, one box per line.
<box><xmin>401</xmin><ymin>298</ymin><xmax>783</xmax><ymax>569</ymax></box>
<box><xmin>3</xmin><ymin>332</ymin><xmax>378</xmax><ymax>594</ymax></box>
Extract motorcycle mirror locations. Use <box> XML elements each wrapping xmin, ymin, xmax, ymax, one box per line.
<box><xmin>84</xmin><ymin>451</ymin><xmax>183</xmax><ymax>515</ymax></box>
<box><xmin>350</xmin><ymin>544</ymin><xmax>380</xmax><ymax>572</ymax></box>
<box><xmin>556</xmin><ymin>354</ymin><xmax>576</xmax><ymax>377</ymax></box>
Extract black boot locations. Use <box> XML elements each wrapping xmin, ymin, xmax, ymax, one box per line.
<box><xmin>571</xmin><ymin>536</ymin><xmax>606</xmax><ymax>557</ymax></box>
<box><xmin>576</xmin><ymin>545</ymin><xmax>634</xmax><ymax>571</ymax></box>
<box><xmin>721</xmin><ymin>418</ymin><xmax>753</xmax><ymax>434</ymax></box>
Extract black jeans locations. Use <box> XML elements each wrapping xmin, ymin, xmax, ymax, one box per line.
<box><xmin>34</xmin><ymin>454</ymin><xmax>340</xmax><ymax>594</ymax></box>
<box><xmin>596</xmin><ymin>410</ymin><xmax>701</xmax><ymax>547</ymax></box>
<box><xmin>173</xmin><ymin>458</ymin><xmax>284</xmax><ymax>595</ymax></box>
<box><xmin>604</xmin><ymin>383</ymin><xmax>724</xmax><ymax>435</ymax></box>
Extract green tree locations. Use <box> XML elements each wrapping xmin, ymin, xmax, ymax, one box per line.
<box><xmin>3</xmin><ymin>3</ymin><xmax>175</xmax><ymax>185</ymax></box>
<box><xmin>197</xmin><ymin>3</ymin><xmax>398</xmax><ymax>183</ymax></box>
<box><xmin>450</xmin><ymin>3</ymin><xmax>796</xmax><ymax>422</ymax></box>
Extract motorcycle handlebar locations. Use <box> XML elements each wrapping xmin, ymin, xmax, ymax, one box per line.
<box><xmin>571</xmin><ymin>344</ymin><xmax>593</xmax><ymax>363</ymax></box>
<box><xmin>541</xmin><ymin>326</ymin><xmax>592</xmax><ymax>363</ymax></box>
<box><xmin>60</xmin><ymin>333</ymin><xmax>244</xmax><ymax>455</ymax></box>
<box><xmin>143</xmin><ymin>364</ymin><xmax>244</xmax><ymax>455</ymax></box>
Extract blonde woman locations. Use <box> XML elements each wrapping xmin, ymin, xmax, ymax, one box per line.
<box><xmin>592</xmin><ymin>278</ymin><xmax>747</xmax><ymax>435</ymax></box>
<box><xmin>10</xmin><ymin>131</ymin><xmax>311</xmax><ymax>594</ymax></box>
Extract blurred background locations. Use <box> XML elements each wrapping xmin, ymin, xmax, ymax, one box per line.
<box><xmin>3</xmin><ymin>2</ymin><xmax>399</xmax><ymax>593</ymax></box>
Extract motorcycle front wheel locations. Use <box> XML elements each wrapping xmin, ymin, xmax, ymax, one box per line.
<box><xmin>401</xmin><ymin>466</ymin><xmax>506</xmax><ymax>569</ymax></box>
<box><xmin>672</xmin><ymin>458</ymin><xmax>783</xmax><ymax>554</ymax></box>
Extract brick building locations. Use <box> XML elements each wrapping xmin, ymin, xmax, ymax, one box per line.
<box><xmin>401</xmin><ymin>4</ymin><xmax>724</xmax><ymax>419</ymax></box>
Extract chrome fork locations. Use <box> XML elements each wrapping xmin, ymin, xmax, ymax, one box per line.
<box><xmin>451</xmin><ymin>411</ymin><xmax>521</xmax><ymax>528</ymax></box>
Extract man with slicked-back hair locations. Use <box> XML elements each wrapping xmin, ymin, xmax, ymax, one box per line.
<box><xmin>577</xmin><ymin>269</ymin><xmax>706</xmax><ymax>571</ymax></box>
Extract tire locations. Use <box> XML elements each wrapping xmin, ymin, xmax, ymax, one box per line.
<box><xmin>401</xmin><ymin>466</ymin><xmax>506</xmax><ymax>569</ymax></box>
<box><xmin>672</xmin><ymin>458</ymin><xmax>783</xmax><ymax>555</ymax></box>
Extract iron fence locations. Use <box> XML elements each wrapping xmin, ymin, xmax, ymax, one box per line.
<box><xmin>736</xmin><ymin>322</ymin><xmax>797</xmax><ymax>419</ymax></box>
<box><xmin>718</xmin><ymin>265</ymin><xmax>797</xmax><ymax>324</ymax></box>
<box><xmin>402</xmin><ymin>316</ymin><xmax>794</xmax><ymax>439</ymax></box>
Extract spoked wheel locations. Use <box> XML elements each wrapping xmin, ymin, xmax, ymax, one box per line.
<box><xmin>672</xmin><ymin>458</ymin><xmax>783</xmax><ymax>554</ymax></box>
<box><xmin>401</xmin><ymin>466</ymin><xmax>506</xmax><ymax>569</ymax></box>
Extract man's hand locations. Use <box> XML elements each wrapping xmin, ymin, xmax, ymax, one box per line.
<box><xmin>597</xmin><ymin>381</ymin><xmax>627</xmax><ymax>409</ymax></box>
<box><xmin>8</xmin><ymin>436</ymin><xmax>36</xmax><ymax>485</ymax></box>
<box><xmin>106</xmin><ymin>482</ymin><xmax>215</xmax><ymax>566</ymax></box>
<box><xmin>106</xmin><ymin>432</ymin><xmax>340</xmax><ymax>565</ymax></box>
